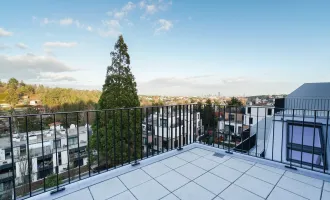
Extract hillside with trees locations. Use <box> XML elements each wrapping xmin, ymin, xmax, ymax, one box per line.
<box><xmin>0</xmin><ymin>78</ymin><xmax>101</xmax><ymax>114</ymax></box>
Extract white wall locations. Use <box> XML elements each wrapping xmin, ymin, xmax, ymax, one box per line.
<box><xmin>245</xmin><ymin>107</ymin><xmax>274</xmax><ymax>126</ymax></box>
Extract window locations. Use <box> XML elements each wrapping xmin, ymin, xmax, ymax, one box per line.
<box><xmin>68</xmin><ymin>136</ymin><xmax>78</xmax><ymax>146</ymax></box>
<box><xmin>267</xmin><ymin>108</ymin><xmax>272</xmax><ymax>115</ymax></box>
<box><xmin>229</xmin><ymin>114</ymin><xmax>235</xmax><ymax>121</ymax></box>
<box><xmin>247</xmin><ymin>107</ymin><xmax>251</xmax><ymax>114</ymax></box>
<box><xmin>53</xmin><ymin>140</ymin><xmax>61</xmax><ymax>149</ymax></box>
<box><xmin>143</xmin><ymin>137</ymin><xmax>147</xmax><ymax>145</ymax></box>
<box><xmin>249</xmin><ymin>117</ymin><xmax>253</xmax><ymax>125</ymax></box>
<box><xmin>286</xmin><ymin>122</ymin><xmax>325</xmax><ymax>168</ymax></box>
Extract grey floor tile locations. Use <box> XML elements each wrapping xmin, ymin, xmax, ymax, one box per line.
<box><xmin>219</xmin><ymin>184</ymin><xmax>263</xmax><ymax>200</ymax></box>
<box><xmin>89</xmin><ymin>177</ymin><xmax>127</xmax><ymax>200</ymax></box>
<box><xmin>324</xmin><ymin>181</ymin><xmax>330</xmax><ymax>192</ymax></box>
<box><xmin>322</xmin><ymin>190</ymin><xmax>330</xmax><ymax>200</ymax></box>
<box><xmin>223</xmin><ymin>158</ymin><xmax>253</xmax><ymax>173</ymax></box>
<box><xmin>56</xmin><ymin>188</ymin><xmax>93</xmax><ymax>200</ymax></box>
<box><xmin>277</xmin><ymin>176</ymin><xmax>321</xmax><ymax>200</ymax></box>
<box><xmin>210</xmin><ymin>164</ymin><xmax>242</xmax><ymax>182</ymax></box>
<box><xmin>267</xmin><ymin>187</ymin><xmax>307</xmax><ymax>200</ymax></box>
<box><xmin>156</xmin><ymin>170</ymin><xmax>190</xmax><ymax>191</ymax></box>
<box><xmin>161</xmin><ymin>156</ymin><xmax>187</xmax><ymax>169</ymax></box>
<box><xmin>142</xmin><ymin>162</ymin><xmax>172</xmax><ymax>178</ymax></box>
<box><xmin>246</xmin><ymin>166</ymin><xmax>281</xmax><ymax>184</ymax></box>
<box><xmin>255</xmin><ymin>163</ymin><xmax>285</xmax><ymax>175</ymax></box>
<box><xmin>118</xmin><ymin>169</ymin><xmax>152</xmax><ymax>189</ymax></box>
<box><xmin>234</xmin><ymin>174</ymin><xmax>273</xmax><ymax>198</ymax></box>
<box><xmin>175</xmin><ymin>163</ymin><xmax>206</xmax><ymax>180</ymax></box>
<box><xmin>173</xmin><ymin>182</ymin><xmax>215</xmax><ymax>200</ymax></box>
<box><xmin>191</xmin><ymin>157</ymin><xmax>219</xmax><ymax>170</ymax></box>
<box><xmin>130</xmin><ymin>180</ymin><xmax>169</xmax><ymax>200</ymax></box>
<box><xmin>284</xmin><ymin>171</ymin><xmax>323</xmax><ymax>188</ymax></box>
<box><xmin>189</xmin><ymin>148</ymin><xmax>213</xmax><ymax>156</ymax></box>
<box><xmin>213</xmin><ymin>197</ymin><xmax>224</xmax><ymax>200</ymax></box>
<box><xmin>108</xmin><ymin>191</ymin><xmax>137</xmax><ymax>200</ymax></box>
<box><xmin>194</xmin><ymin>172</ymin><xmax>230</xmax><ymax>195</ymax></box>
<box><xmin>176</xmin><ymin>151</ymin><xmax>201</xmax><ymax>162</ymax></box>
<box><xmin>160</xmin><ymin>194</ymin><xmax>180</xmax><ymax>200</ymax></box>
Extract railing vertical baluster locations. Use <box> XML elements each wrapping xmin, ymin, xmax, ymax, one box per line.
<box><xmin>193</xmin><ymin>104</ymin><xmax>195</xmax><ymax>143</ymax></box>
<box><xmin>162</xmin><ymin>106</ymin><xmax>164</xmax><ymax>153</ymax></box>
<box><xmin>152</xmin><ymin>107</ymin><xmax>154</xmax><ymax>156</ymax></box>
<box><xmin>279</xmin><ymin>109</ymin><xmax>284</xmax><ymax>162</ymax></box>
<box><xmin>178</xmin><ymin>105</ymin><xmax>182</xmax><ymax>150</ymax></box>
<box><xmin>186</xmin><ymin>105</ymin><xmax>189</xmax><ymax>145</ymax></box>
<box><xmin>212</xmin><ymin>104</ymin><xmax>215</xmax><ymax>147</ymax></box>
<box><xmin>25</xmin><ymin>116</ymin><xmax>32</xmax><ymax>196</ymax></box>
<box><xmin>300</xmin><ymin>110</ymin><xmax>305</xmax><ymax>168</ymax></box>
<box><xmin>65</xmin><ymin>113</ymin><xmax>70</xmax><ymax>183</ymax></box>
<box><xmin>183</xmin><ymin>105</ymin><xmax>185</xmax><ymax>146</ymax></box>
<box><xmin>226</xmin><ymin>107</ymin><xmax>231</xmax><ymax>153</ymax></box>
<box><xmin>113</xmin><ymin>110</ymin><xmax>116</xmax><ymax>167</ymax></box>
<box><xmin>248</xmin><ymin>110</ymin><xmax>251</xmax><ymax>156</ymax></box>
<box><xmin>256</xmin><ymin>108</ymin><xmax>259</xmax><ymax>157</ymax></box>
<box><xmin>166</xmin><ymin>106</ymin><xmax>169</xmax><ymax>151</ymax></box>
<box><xmin>105</xmin><ymin>110</ymin><xmax>108</xmax><ymax>170</ymax></box>
<box><xmin>127</xmin><ymin>109</ymin><xmax>131</xmax><ymax>163</ymax></box>
<box><xmin>54</xmin><ymin>114</ymin><xmax>59</xmax><ymax>191</ymax></box>
<box><xmin>289</xmin><ymin>109</ymin><xmax>295</xmax><ymax>168</ymax></box>
<box><xmin>171</xmin><ymin>106</ymin><xmax>173</xmax><ymax>150</ymax></box>
<box><xmin>40</xmin><ymin>115</ymin><xmax>46</xmax><ymax>191</ymax></box>
<box><xmin>97</xmin><ymin>112</ymin><xmax>100</xmax><ymax>173</ymax></box>
<box><xmin>76</xmin><ymin>113</ymin><xmax>81</xmax><ymax>180</ymax></box>
<box><xmin>175</xmin><ymin>105</ymin><xmax>178</xmax><ymax>148</ymax></box>
<box><xmin>264</xmin><ymin>108</ymin><xmax>266</xmax><ymax>159</ymax></box>
<box><xmin>190</xmin><ymin>104</ymin><xmax>192</xmax><ymax>144</ymax></box>
<box><xmin>157</xmin><ymin>106</ymin><xmax>159</xmax><ymax>154</ymax></box>
<box><xmin>241</xmin><ymin>107</ymin><xmax>244</xmax><ymax>152</ymax></box>
<box><xmin>324</xmin><ymin>111</ymin><xmax>329</xmax><ymax>173</ymax></box>
<box><xmin>9</xmin><ymin>117</ymin><xmax>16</xmax><ymax>200</ymax></box>
<box><xmin>312</xmin><ymin>110</ymin><xmax>316</xmax><ymax>171</ymax></box>
<box><xmin>132</xmin><ymin>108</ymin><xmax>139</xmax><ymax>166</ymax></box>
<box><xmin>203</xmin><ymin>104</ymin><xmax>206</xmax><ymax>145</ymax></box>
<box><xmin>120</xmin><ymin>109</ymin><xmax>123</xmax><ymax>165</ymax></box>
<box><xmin>223</xmin><ymin>106</ymin><xmax>226</xmax><ymax>149</ymax></box>
<box><xmin>140</xmin><ymin>108</ymin><xmax>143</xmax><ymax>160</ymax></box>
<box><xmin>234</xmin><ymin>106</ymin><xmax>238</xmax><ymax>149</ymax></box>
<box><xmin>86</xmin><ymin>112</ymin><xmax>91</xmax><ymax>176</ymax></box>
<box><xmin>146</xmin><ymin>107</ymin><xmax>149</xmax><ymax>158</ymax></box>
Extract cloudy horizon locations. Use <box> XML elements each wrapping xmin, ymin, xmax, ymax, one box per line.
<box><xmin>1</xmin><ymin>1</ymin><xmax>329</xmax><ymax>96</ymax></box>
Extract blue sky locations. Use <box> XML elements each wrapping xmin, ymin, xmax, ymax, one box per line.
<box><xmin>0</xmin><ymin>0</ymin><xmax>329</xmax><ymax>96</ymax></box>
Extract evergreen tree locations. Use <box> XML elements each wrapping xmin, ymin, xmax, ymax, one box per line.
<box><xmin>227</xmin><ymin>97</ymin><xmax>243</xmax><ymax>107</ymax></box>
<box><xmin>90</xmin><ymin>35</ymin><xmax>141</xmax><ymax>169</ymax></box>
<box><xmin>5</xmin><ymin>78</ymin><xmax>19</xmax><ymax>108</ymax></box>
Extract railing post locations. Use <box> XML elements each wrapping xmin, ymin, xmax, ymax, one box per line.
<box><xmin>40</xmin><ymin>115</ymin><xmax>46</xmax><ymax>191</ymax></box>
<box><xmin>157</xmin><ymin>106</ymin><xmax>159</xmax><ymax>154</ymax></box>
<box><xmin>120</xmin><ymin>109</ymin><xmax>123</xmax><ymax>165</ymax></box>
<box><xmin>285</xmin><ymin>109</ymin><xmax>297</xmax><ymax>170</ymax></box>
<box><xmin>25</xmin><ymin>116</ymin><xmax>32</xmax><ymax>197</ymax></box>
<box><xmin>76</xmin><ymin>112</ymin><xmax>81</xmax><ymax>179</ymax></box>
<box><xmin>105</xmin><ymin>110</ymin><xmax>108</xmax><ymax>170</ymax></box>
<box><xmin>50</xmin><ymin>114</ymin><xmax>65</xmax><ymax>194</ymax></box>
<box><xmin>132</xmin><ymin>108</ymin><xmax>140</xmax><ymax>166</ymax></box>
<box><xmin>127</xmin><ymin>109</ymin><xmax>131</xmax><ymax>163</ymax></box>
<box><xmin>65</xmin><ymin>113</ymin><xmax>70</xmax><ymax>183</ymax></box>
<box><xmin>324</xmin><ymin>111</ymin><xmax>329</xmax><ymax>173</ymax></box>
<box><xmin>178</xmin><ymin>105</ymin><xmax>183</xmax><ymax>150</ymax></box>
<box><xmin>146</xmin><ymin>107</ymin><xmax>149</xmax><ymax>157</ymax></box>
<box><xmin>226</xmin><ymin>107</ymin><xmax>233</xmax><ymax>154</ymax></box>
<box><xmin>9</xmin><ymin>117</ymin><xmax>16</xmax><ymax>200</ymax></box>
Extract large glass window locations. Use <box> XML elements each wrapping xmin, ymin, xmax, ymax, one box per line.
<box><xmin>287</xmin><ymin>122</ymin><xmax>325</xmax><ymax>168</ymax></box>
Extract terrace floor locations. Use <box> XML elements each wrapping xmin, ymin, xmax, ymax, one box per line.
<box><xmin>29</xmin><ymin>144</ymin><xmax>330</xmax><ymax>200</ymax></box>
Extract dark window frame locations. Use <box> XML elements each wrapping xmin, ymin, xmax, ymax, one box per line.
<box><xmin>286</xmin><ymin>121</ymin><xmax>326</xmax><ymax>169</ymax></box>
<box><xmin>247</xmin><ymin>107</ymin><xmax>251</xmax><ymax>114</ymax></box>
<box><xmin>267</xmin><ymin>108</ymin><xmax>272</xmax><ymax>115</ymax></box>
<box><xmin>249</xmin><ymin>117</ymin><xmax>253</xmax><ymax>124</ymax></box>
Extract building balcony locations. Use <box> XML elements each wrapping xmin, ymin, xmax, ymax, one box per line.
<box><xmin>0</xmin><ymin>103</ymin><xmax>329</xmax><ymax>200</ymax></box>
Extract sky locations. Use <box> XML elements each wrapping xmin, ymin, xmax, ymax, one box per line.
<box><xmin>0</xmin><ymin>0</ymin><xmax>330</xmax><ymax>96</ymax></box>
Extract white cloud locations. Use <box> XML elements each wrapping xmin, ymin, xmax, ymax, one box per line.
<box><xmin>139</xmin><ymin>0</ymin><xmax>146</xmax><ymax>8</ymax></box>
<box><xmin>0</xmin><ymin>44</ymin><xmax>10</xmax><ymax>50</ymax></box>
<box><xmin>60</xmin><ymin>18</ymin><xmax>73</xmax><ymax>25</ymax></box>
<box><xmin>155</xmin><ymin>19</ymin><xmax>173</xmax><ymax>33</ymax></box>
<box><xmin>39</xmin><ymin>72</ymin><xmax>76</xmax><ymax>82</ymax></box>
<box><xmin>108</xmin><ymin>2</ymin><xmax>136</xmax><ymax>19</ymax></box>
<box><xmin>15</xmin><ymin>43</ymin><xmax>29</xmax><ymax>49</ymax></box>
<box><xmin>122</xmin><ymin>1</ymin><xmax>136</xmax><ymax>12</ymax></box>
<box><xmin>0</xmin><ymin>54</ymin><xmax>75</xmax><ymax>81</ymax></box>
<box><xmin>99</xmin><ymin>19</ymin><xmax>121</xmax><ymax>37</ymax></box>
<box><xmin>98</xmin><ymin>29</ymin><xmax>121</xmax><ymax>37</ymax></box>
<box><xmin>146</xmin><ymin>5</ymin><xmax>157</xmax><ymax>14</ymax></box>
<box><xmin>86</xmin><ymin>26</ymin><xmax>93</xmax><ymax>32</ymax></box>
<box><xmin>0</xmin><ymin>28</ymin><xmax>13</xmax><ymax>37</ymax></box>
<box><xmin>41</xmin><ymin>18</ymin><xmax>56</xmax><ymax>25</ymax></box>
<box><xmin>43</xmin><ymin>42</ymin><xmax>78</xmax><ymax>48</ymax></box>
<box><xmin>102</xmin><ymin>20</ymin><xmax>121</xmax><ymax>28</ymax></box>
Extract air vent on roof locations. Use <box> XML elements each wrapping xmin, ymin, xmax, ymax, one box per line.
<box><xmin>213</xmin><ymin>153</ymin><xmax>225</xmax><ymax>158</ymax></box>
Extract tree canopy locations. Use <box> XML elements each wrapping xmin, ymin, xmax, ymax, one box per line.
<box><xmin>227</xmin><ymin>97</ymin><xmax>243</xmax><ymax>107</ymax></box>
<box><xmin>90</xmin><ymin>35</ymin><xmax>141</xmax><ymax>169</ymax></box>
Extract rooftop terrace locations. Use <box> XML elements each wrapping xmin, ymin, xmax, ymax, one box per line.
<box><xmin>30</xmin><ymin>144</ymin><xmax>330</xmax><ymax>200</ymax></box>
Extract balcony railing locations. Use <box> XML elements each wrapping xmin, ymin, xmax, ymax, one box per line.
<box><xmin>0</xmin><ymin>104</ymin><xmax>329</xmax><ymax>199</ymax></box>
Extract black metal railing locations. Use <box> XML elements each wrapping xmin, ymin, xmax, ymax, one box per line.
<box><xmin>0</xmin><ymin>104</ymin><xmax>329</xmax><ymax>199</ymax></box>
